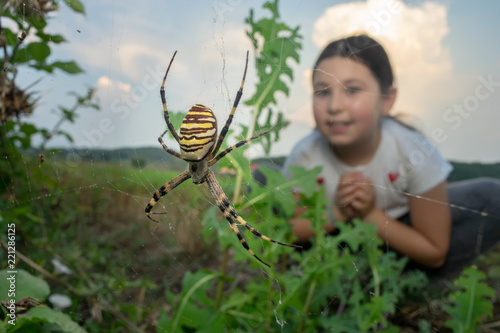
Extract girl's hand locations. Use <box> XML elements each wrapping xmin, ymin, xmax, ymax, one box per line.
<box><xmin>336</xmin><ymin>172</ymin><xmax>375</xmax><ymax>220</ymax></box>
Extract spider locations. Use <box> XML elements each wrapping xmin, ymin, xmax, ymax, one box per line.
<box><xmin>145</xmin><ymin>51</ymin><xmax>300</xmax><ymax>267</ymax></box>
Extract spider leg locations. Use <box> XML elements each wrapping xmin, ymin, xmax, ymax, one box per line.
<box><xmin>206</xmin><ymin>170</ymin><xmax>300</xmax><ymax>266</ymax></box>
<box><xmin>160</xmin><ymin>50</ymin><xmax>181</xmax><ymax>144</ymax></box>
<box><xmin>205</xmin><ymin>170</ymin><xmax>270</xmax><ymax>267</ymax></box>
<box><xmin>221</xmin><ymin>202</ymin><xmax>271</xmax><ymax>267</ymax></box>
<box><xmin>207</xmin><ymin>50</ymin><xmax>249</xmax><ymax>160</ymax></box>
<box><xmin>145</xmin><ymin>170</ymin><xmax>191</xmax><ymax>222</ymax></box>
<box><xmin>158</xmin><ymin>129</ymin><xmax>184</xmax><ymax>160</ymax></box>
<box><xmin>208</xmin><ymin>130</ymin><xmax>268</xmax><ymax>167</ymax></box>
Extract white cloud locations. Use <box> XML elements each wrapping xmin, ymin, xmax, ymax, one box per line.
<box><xmin>96</xmin><ymin>75</ymin><xmax>131</xmax><ymax>93</ymax></box>
<box><xmin>310</xmin><ymin>0</ymin><xmax>452</xmax><ymax>121</ymax></box>
<box><xmin>303</xmin><ymin>0</ymin><xmax>500</xmax><ymax>162</ymax></box>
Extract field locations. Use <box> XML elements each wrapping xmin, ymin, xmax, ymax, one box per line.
<box><xmin>2</xmin><ymin>154</ymin><xmax>500</xmax><ymax>332</ymax></box>
<box><xmin>32</xmin><ymin>158</ymin><xmax>221</xmax><ymax>271</ymax></box>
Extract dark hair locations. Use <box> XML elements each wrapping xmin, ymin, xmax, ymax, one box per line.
<box><xmin>313</xmin><ymin>34</ymin><xmax>394</xmax><ymax>94</ymax></box>
<box><xmin>313</xmin><ymin>34</ymin><xmax>419</xmax><ymax>131</ymax></box>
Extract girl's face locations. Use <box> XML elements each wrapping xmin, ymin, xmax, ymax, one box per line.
<box><xmin>312</xmin><ymin>56</ymin><xmax>395</xmax><ymax>155</ymax></box>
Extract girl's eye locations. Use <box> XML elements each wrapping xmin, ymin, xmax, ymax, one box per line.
<box><xmin>345</xmin><ymin>86</ymin><xmax>361</xmax><ymax>94</ymax></box>
<box><xmin>314</xmin><ymin>88</ymin><xmax>329</xmax><ymax>96</ymax></box>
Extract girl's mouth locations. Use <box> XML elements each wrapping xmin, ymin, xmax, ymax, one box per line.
<box><xmin>327</xmin><ymin>120</ymin><xmax>353</xmax><ymax>133</ymax></box>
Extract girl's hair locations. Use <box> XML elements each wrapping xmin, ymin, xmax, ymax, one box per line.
<box><xmin>313</xmin><ymin>34</ymin><xmax>394</xmax><ymax>94</ymax></box>
<box><xmin>313</xmin><ymin>34</ymin><xmax>418</xmax><ymax>131</ymax></box>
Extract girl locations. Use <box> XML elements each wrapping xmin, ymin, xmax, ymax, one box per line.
<box><xmin>283</xmin><ymin>34</ymin><xmax>500</xmax><ymax>279</ymax></box>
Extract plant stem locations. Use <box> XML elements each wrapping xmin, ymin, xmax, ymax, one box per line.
<box><xmin>265</xmin><ymin>273</ymin><xmax>274</xmax><ymax>333</ymax></box>
<box><xmin>171</xmin><ymin>272</ymin><xmax>220</xmax><ymax>332</ymax></box>
<box><xmin>232</xmin><ymin>68</ymin><xmax>280</xmax><ymax>204</ymax></box>
<box><xmin>245</xmin><ymin>69</ymin><xmax>280</xmax><ymax>142</ymax></box>
<box><xmin>227</xmin><ymin>153</ymin><xmax>244</xmax><ymax>203</ymax></box>
<box><xmin>214</xmin><ymin>246</ymin><xmax>230</xmax><ymax>311</ymax></box>
<box><xmin>371</xmin><ymin>264</ymin><xmax>380</xmax><ymax>298</ymax></box>
<box><xmin>0</xmin><ymin>240</ymin><xmax>81</xmax><ymax>296</ymax></box>
<box><xmin>299</xmin><ymin>278</ymin><xmax>317</xmax><ymax>333</ymax></box>
<box><xmin>0</xmin><ymin>122</ymin><xmax>9</xmax><ymax>156</ymax></box>
<box><xmin>232</xmin><ymin>170</ymin><xmax>243</xmax><ymax>204</ymax></box>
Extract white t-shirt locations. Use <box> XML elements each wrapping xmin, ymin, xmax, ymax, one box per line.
<box><xmin>283</xmin><ymin>117</ymin><xmax>453</xmax><ymax>219</ymax></box>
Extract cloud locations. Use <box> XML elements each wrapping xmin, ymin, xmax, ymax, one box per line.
<box><xmin>311</xmin><ymin>0</ymin><xmax>452</xmax><ymax>120</ymax></box>
<box><xmin>96</xmin><ymin>75</ymin><xmax>131</xmax><ymax>93</ymax></box>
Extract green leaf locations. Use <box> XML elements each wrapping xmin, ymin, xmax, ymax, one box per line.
<box><xmin>289</xmin><ymin>165</ymin><xmax>322</xmax><ymax>197</ymax></box>
<box><xmin>30</xmin><ymin>63</ymin><xmax>54</xmax><ymax>73</ymax></box>
<box><xmin>162</xmin><ymin>111</ymin><xmax>185</xmax><ymax>138</ymax></box>
<box><xmin>49</xmin><ymin>35</ymin><xmax>66</xmax><ymax>43</ymax></box>
<box><xmin>170</xmin><ymin>270</ymin><xmax>220</xmax><ymax>331</ymax></box>
<box><xmin>195</xmin><ymin>313</ymin><xmax>227</xmax><ymax>333</ymax></box>
<box><xmin>25</xmin><ymin>307</ymin><xmax>87</xmax><ymax>333</ymax></box>
<box><xmin>240</xmin><ymin>165</ymin><xmax>320</xmax><ymax>218</ymax></box>
<box><xmin>11</xmin><ymin>123</ymin><xmax>40</xmax><ymax>148</ymax></box>
<box><xmin>245</xmin><ymin>108</ymin><xmax>290</xmax><ymax>154</ymax></box>
<box><xmin>60</xmin><ymin>107</ymin><xmax>77</xmax><ymax>122</ymax></box>
<box><xmin>379</xmin><ymin>326</ymin><xmax>401</xmax><ymax>333</ymax></box>
<box><xmin>417</xmin><ymin>320</ymin><xmax>432</xmax><ymax>333</ymax></box>
<box><xmin>20</xmin><ymin>123</ymin><xmax>38</xmax><ymax>136</ymax></box>
<box><xmin>220</xmin><ymin>289</ymin><xmax>255</xmax><ymax>312</ymax></box>
<box><xmin>444</xmin><ymin>265</ymin><xmax>496</xmax><ymax>332</ymax></box>
<box><xmin>247</xmin><ymin>166</ymin><xmax>295</xmax><ymax>217</ymax></box>
<box><xmin>245</xmin><ymin>0</ymin><xmax>302</xmax><ymax>108</ymax></box>
<box><xmin>63</xmin><ymin>0</ymin><xmax>85</xmax><ymax>14</ymax></box>
<box><xmin>335</xmin><ymin>219</ymin><xmax>380</xmax><ymax>253</ymax></box>
<box><xmin>26</xmin><ymin>42</ymin><xmax>51</xmax><ymax>62</ymax></box>
<box><xmin>243</xmin><ymin>0</ymin><xmax>302</xmax><ymax>153</ymax></box>
<box><xmin>37</xmin><ymin>31</ymin><xmax>66</xmax><ymax>44</ymax></box>
<box><xmin>57</xmin><ymin>130</ymin><xmax>74</xmax><ymax>143</ymax></box>
<box><xmin>2</xmin><ymin>27</ymin><xmax>18</xmax><ymax>46</ymax></box>
<box><xmin>0</xmin><ymin>269</ymin><xmax>50</xmax><ymax>302</ymax></box>
<box><xmin>33</xmin><ymin>61</ymin><xmax>83</xmax><ymax>74</ymax></box>
<box><xmin>361</xmin><ymin>294</ymin><xmax>396</xmax><ymax>330</ymax></box>
<box><xmin>5</xmin><ymin>319</ymin><xmax>44</xmax><ymax>332</ymax></box>
<box><xmin>52</xmin><ymin>61</ymin><xmax>84</xmax><ymax>74</ymax></box>
<box><xmin>216</xmin><ymin>131</ymin><xmax>253</xmax><ymax>183</ymax></box>
<box><xmin>26</xmin><ymin>15</ymin><xmax>47</xmax><ymax>30</ymax></box>
<box><xmin>156</xmin><ymin>309</ymin><xmax>170</xmax><ymax>333</ymax></box>
<box><xmin>201</xmin><ymin>206</ymin><xmax>234</xmax><ymax>251</ymax></box>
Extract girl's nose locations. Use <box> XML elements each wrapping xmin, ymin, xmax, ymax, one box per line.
<box><xmin>327</xmin><ymin>90</ymin><xmax>345</xmax><ymax>115</ymax></box>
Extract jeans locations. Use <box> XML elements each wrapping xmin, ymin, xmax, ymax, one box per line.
<box><xmin>400</xmin><ymin>177</ymin><xmax>500</xmax><ymax>280</ymax></box>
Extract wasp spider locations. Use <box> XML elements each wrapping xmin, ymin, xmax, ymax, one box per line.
<box><xmin>145</xmin><ymin>51</ymin><xmax>300</xmax><ymax>267</ymax></box>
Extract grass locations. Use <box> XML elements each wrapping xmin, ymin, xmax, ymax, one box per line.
<box><xmin>4</xmin><ymin>155</ymin><xmax>500</xmax><ymax>331</ymax></box>
<box><xmin>48</xmin><ymin>157</ymin><xmax>216</xmax><ymax>252</ymax></box>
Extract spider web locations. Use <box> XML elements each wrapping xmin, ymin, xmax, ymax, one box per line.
<box><xmin>3</xmin><ymin>0</ymin><xmax>500</xmax><ymax>331</ymax></box>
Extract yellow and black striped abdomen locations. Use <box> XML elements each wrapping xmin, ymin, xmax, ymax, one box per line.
<box><xmin>179</xmin><ymin>104</ymin><xmax>218</xmax><ymax>161</ymax></box>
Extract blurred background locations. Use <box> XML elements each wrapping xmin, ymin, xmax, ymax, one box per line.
<box><xmin>1</xmin><ymin>0</ymin><xmax>500</xmax><ymax>332</ymax></box>
<box><xmin>16</xmin><ymin>0</ymin><xmax>500</xmax><ymax>162</ymax></box>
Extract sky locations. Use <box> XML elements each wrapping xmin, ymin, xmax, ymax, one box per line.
<box><xmin>18</xmin><ymin>0</ymin><xmax>500</xmax><ymax>163</ymax></box>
